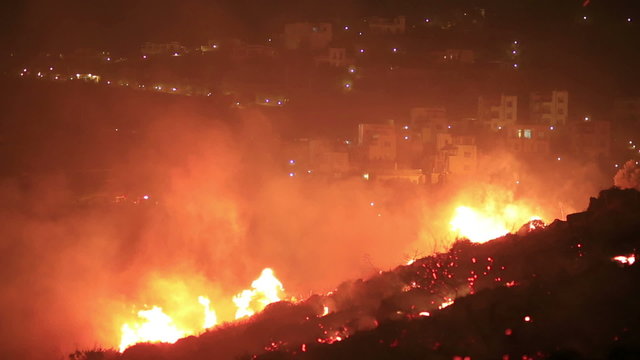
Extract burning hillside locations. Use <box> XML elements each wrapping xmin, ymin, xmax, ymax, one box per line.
<box><xmin>71</xmin><ymin>187</ymin><xmax>640</xmax><ymax>360</ymax></box>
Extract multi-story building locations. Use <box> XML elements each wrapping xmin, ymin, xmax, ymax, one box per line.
<box><xmin>505</xmin><ymin>124</ymin><xmax>551</xmax><ymax>155</ymax></box>
<box><xmin>283</xmin><ymin>22</ymin><xmax>332</xmax><ymax>50</ymax></box>
<box><xmin>309</xmin><ymin>139</ymin><xmax>351</xmax><ymax>176</ymax></box>
<box><xmin>529</xmin><ymin>90</ymin><xmax>569</xmax><ymax>126</ymax></box>
<box><xmin>282</xmin><ymin>138</ymin><xmax>351</xmax><ymax>177</ymax></box>
<box><xmin>430</xmin><ymin>133</ymin><xmax>477</xmax><ymax>183</ymax></box>
<box><xmin>357</xmin><ymin>122</ymin><xmax>397</xmax><ymax>165</ymax></box>
<box><xmin>314</xmin><ymin>48</ymin><xmax>353</xmax><ymax>67</ymax></box>
<box><xmin>409</xmin><ymin>107</ymin><xmax>448</xmax><ymax>144</ymax></box>
<box><xmin>478</xmin><ymin>94</ymin><xmax>517</xmax><ymax>131</ymax></box>
<box><xmin>367</xmin><ymin>16</ymin><xmax>406</xmax><ymax>34</ymax></box>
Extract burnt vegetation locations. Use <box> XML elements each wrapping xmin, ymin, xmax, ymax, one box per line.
<box><xmin>83</xmin><ymin>188</ymin><xmax>640</xmax><ymax>360</ymax></box>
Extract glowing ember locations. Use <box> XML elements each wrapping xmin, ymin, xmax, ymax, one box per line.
<box><xmin>527</xmin><ymin>217</ymin><xmax>546</xmax><ymax>231</ymax></box>
<box><xmin>233</xmin><ymin>268</ymin><xmax>284</xmax><ymax>319</ymax></box>
<box><xmin>612</xmin><ymin>254</ymin><xmax>636</xmax><ymax>265</ymax></box>
<box><xmin>119</xmin><ymin>306</ymin><xmax>186</xmax><ymax>352</ymax></box>
<box><xmin>438</xmin><ymin>298</ymin><xmax>455</xmax><ymax>309</ymax></box>
<box><xmin>321</xmin><ymin>305</ymin><xmax>330</xmax><ymax>316</ymax></box>
<box><xmin>198</xmin><ymin>296</ymin><xmax>218</xmax><ymax>329</ymax></box>
<box><xmin>419</xmin><ymin>311</ymin><xmax>431</xmax><ymax>317</ymax></box>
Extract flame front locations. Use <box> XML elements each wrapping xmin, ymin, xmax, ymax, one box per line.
<box><xmin>198</xmin><ymin>296</ymin><xmax>218</xmax><ymax>329</ymax></box>
<box><xmin>450</xmin><ymin>204</ymin><xmax>543</xmax><ymax>244</ymax></box>
<box><xmin>233</xmin><ymin>268</ymin><xmax>284</xmax><ymax>319</ymax></box>
<box><xmin>450</xmin><ymin>206</ymin><xmax>510</xmax><ymax>243</ymax></box>
<box><xmin>119</xmin><ymin>306</ymin><xmax>187</xmax><ymax>352</ymax></box>
<box><xmin>118</xmin><ymin>268</ymin><xmax>285</xmax><ymax>352</ymax></box>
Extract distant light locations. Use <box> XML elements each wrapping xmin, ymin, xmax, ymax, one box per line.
<box><xmin>143</xmin><ymin>195</ymin><xmax>150</xmax><ymax>200</ymax></box>
<box><xmin>370</xmin><ymin>202</ymin><xmax>375</xmax><ymax>206</ymax></box>
<box><xmin>363</xmin><ymin>173</ymin><xmax>370</xmax><ymax>180</ymax></box>
<box><xmin>288</xmin><ymin>172</ymin><xmax>295</xmax><ymax>177</ymax></box>
<box><xmin>505</xmin><ymin>328</ymin><xmax>513</xmax><ymax>336</ymax></box>
<box><xmin>513</xmin><ymin>40</ymin><xmax>519</xmax><ymax>45</ymax></box>
<box><xmin>404</xmin><ymin>136</ymin><xmax>409</xmax><ymax>140</ymax></box>
<box><xmin>172</xmin><ymin>52</ymin><xmax>179</xmax><ymax>56</ymax></box>
<box><xmin>447</xmin><ymin>125</ymin><xmax>452</xmax><ymax>129</ymax></box>
<box><xmin>172</xmin><ymin>87</ymin><xmax>177</xmax><ymax>91</ymax></box>
<box><xmin>392</xmin><ymin>48</ymin><xmax>398</xmax><ymax>53</ymax></box>
<box><xmin>106</xmin><ymin>57</ymin><xmax>111</xmax><ymax>61</ymax></box>
<box><xmin>419</xmin><ymin>311</ymin><xmax>430</xmax><ymax>316</ymax></box>
<box><xmin>584</xmin><ymin>116</ymin><xmax>590</xmax><ymax>121</ymax></box>
<box><xmin>277</xmin><ymin>100</ymin><xmax>283</xmax><ymax>105</ymax></box>
<box><xmin>403</xmin><ymin>125</ymin><xmax>409</xmax><ymax>130</ymax></box>
<box><xmin>142</xmin><ymin>55</ymin><xmax>148</xmax><ymax>59</ymax></box>
<box><xmin>345</xmin><ymin>83</ymin><xmax>351</xmax><ymax>88</ymax></box>
<box><xmin>628</xmin><ymin>18</ymin><xmax>632</xmax><ymax>22</ymax></box>
<box><xmin>498</xmin><ymin>126</ymin><xmax>503</xmax><ymax>130</ymax></box>
<box><xmin>512</xmin><ymin>50</ymin><xmax>517</xmax><ymax>54</ymax></box>
<box><xmin>358</xmin><ymin>32</ymin><xmax>363</xmax><ymax>36</ymax></box>
<box><xmin>115</xmin><ymin>128</ymin><xmax>119</xmax><ymax>132</ymax></box>
<box><xmin>549</xmin><ymin>126</ymin><xmax>555</xmax><ymax>130</ymax></box>
<box><xmin>267</xmin><ymin>38</ymin><xmax>272</xmax><ymax>42</ymax></box>
<box><xmin>359</xmin><ymin>49</ymin><xmax>365</xmax><ymax>53</ymax></box>
<box><xmin>583</xmin><ymin>16</ymin><xmax>588</xmax><ymax>20</ymax></box>
<box><xmin>424</xmin><ymin>18</ymin><xmax>430</xmax><ymax>23</ymax></box>
<box><xmin>307</xmin><ymin>170</ymin><xmax>312</xmax><ymax>174</ymax></box>
<box><xmin>513</xmin><ymin>63</ymin><xmax>519</xmax><ymax>69</ymax></box>
<box><xmin>289</xmin><ymin>159</ymin><xmax>295</xmax><ymax>165</ymax></box>
<box><xmin>106</xmin><ymin>81</ymin><xmax>111</xmax><ymax>84</ymax></box>
<box><xmin>344</xmin><ymin>25</ymin><xmax>349</xmax><ymax>30</ymax></box>
<box><xmin>524</xmin><ymin>315</ymin><xmax>531</xmax><ymax>322</ymax></box>
<box><xmin>515</xmin><ymin>180</ymin><xmax>520</xmax><ymax>184</ymax></box>
<box><xmin>557</xmin><ymin>157</ymin><xmax>561</xmax><ymax>161</ymax></box>
<box><xmin>615</xmin><ymin>164</ymin><xmax>619</xmax><ymax>168</ymax></box>
<box><xmin>207</xmin><ymin>92</ymin><xmax>212</xmax><ymax>96</ymax></box>
<box><xmin>212</xmin><ymin>44</ymin><xmax>218</xmax><ymax>48</ymax></box>
<box><xmin>265</xmin><ymin>99</ymin><xmax>270</xmax><ymax>103</ymax></box>
<box><xmin>23</xmin><ymin>68</ymin><xmax>27</xmax><ymax>72</ymax></box>
<box><xmin>49</xmin><ymin>67</ymin><xmax>53</xmax><ymax>71</ymax></box>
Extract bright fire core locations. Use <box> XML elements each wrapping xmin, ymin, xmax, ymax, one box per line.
<box><xmin>450</xmin><ymin>205</ymin><xmax>542</xmax><ymax>243</ymax></box>
<box><xmin>118</xmin><ymin>267</ymin><xmax>285</xmax><ymax>352</ymax></box>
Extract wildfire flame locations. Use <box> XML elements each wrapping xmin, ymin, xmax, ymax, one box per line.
<box><xmin>198</xmin><ymin>296</ymin><xmax>218</xmax><ymax>329</ymax></box>
<box><xmin>119</xmin><ymin>306</ymin><xmax>187</xmax><ymax>352</ymax></box>
<box><xmin>450</xmin><ymin>205</ymin><xmax>543</xmax><ymax>243</ymax></box>
<box><xmin>233</xmin><ymin>268</ymin><xmax>285</xmax><ymax>319</ymax></box>
<box><xmin>119</xmin><ymin>267</ymin><xmax>285</xmax><ymax>352</ymax></box>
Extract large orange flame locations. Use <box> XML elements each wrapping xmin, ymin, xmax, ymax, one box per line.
<box><xmin>119</xmin><ymin>306</ymin><xmax>187</xmax><ymax>352</ymax></box>
<box><xmin>118</xmin><ymin>267</ymin><xmax>285</xmax><ymax>352</ymax></box>
<box><xmin>233</xmin><ymin>268</ymin><xmax>284</xmax><ymax>319</ymax></box>
<box><xmin>450</xmin><ymin>204</ymin><xmax>543</xmax><ymax>243</ymax></box>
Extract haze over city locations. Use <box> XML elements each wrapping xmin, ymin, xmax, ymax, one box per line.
<box><xmin>1</xmin><ymin>1</ymin><xmax>640</xmax><ymax>359</ymax></box>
